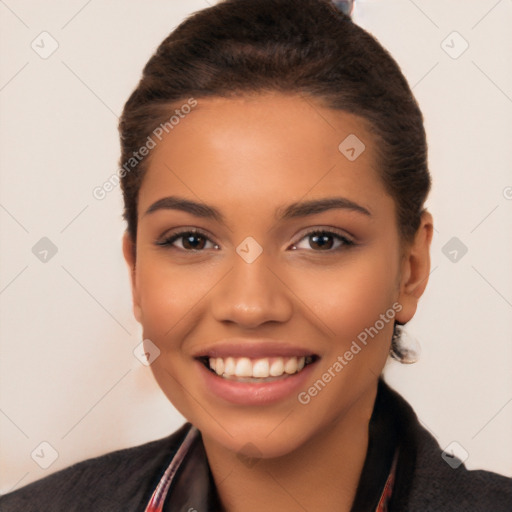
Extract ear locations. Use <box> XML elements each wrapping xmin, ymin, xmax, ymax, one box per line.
<box><xmin>395</xmin><ymin>211</ymin><xmax>434</xmax><ymax>324</ymax></box>
<box><xmin>122</xmin><ymin>231</ymin><xmax>142</xmax><ymax>324</ymax></box>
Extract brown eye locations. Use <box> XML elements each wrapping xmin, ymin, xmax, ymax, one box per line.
<box><xmin>157</xmin><ymin>230</ymin><xmax>219</xmax><ymax>251</ymax></box>
<box><xmin>182</xmin><ymin>233</ymin><xmax>207</xmax><ymax>250</ymax></box>
<box><xmin>309</xmin><ymin>233</ymin><xmax>335</xmax><ymax>250</ymax></box>
<box><xmin>291</xmin><ymin>230</ymin><xmax>354</xmax><ymax>252</ymax></box>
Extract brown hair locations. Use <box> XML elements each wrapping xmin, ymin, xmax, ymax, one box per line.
<box><xmin>118</xmin><ymin>0</ymin><xmax>431</xmax><ymax>360</ymax></box>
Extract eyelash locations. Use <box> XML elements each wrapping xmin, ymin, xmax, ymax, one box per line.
<box><xmin>156</xmin><ymin>228</ymin><xmax>355</xmax><ymax>253</ymax></box>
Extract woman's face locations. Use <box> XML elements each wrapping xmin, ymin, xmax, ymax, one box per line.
<box><xmin>124</xmin><ymin>93</ymin><xmax>428</xmax><ymax>458</ymax></box>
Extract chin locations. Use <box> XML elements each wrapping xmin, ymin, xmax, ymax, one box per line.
<box><xmin>195</xmin><ymin>409</ymin><xmax>318</xmax><ymax>459</ymax></box>
<box><xmin>209</xmin><ymin>423</ymin><xmax>310</xmax><ymax>460</ymax></box>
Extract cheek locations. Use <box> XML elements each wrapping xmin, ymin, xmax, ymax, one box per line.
<box><xmin>134</xmin><ymin>254</ymin><xmax>208</xmax><ymax>415</ymax></box>
<box><xmin>290</xmin><ymin>249</ymin><xmax>400</xmax><ymax>343</ymax></box>
<box><xmin>135</xmin><ymin>253</ymin><xmax>212</xmax><ymax>340</ymax></box>
<box><xmin>333</xmin><ymin>266</ymin><xmax>396</xmax><ymax>337</ymax></box>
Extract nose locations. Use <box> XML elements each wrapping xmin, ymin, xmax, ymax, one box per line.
<box><xmin>210</xmin><ymin>250</ymin><xmax>294</xmax><ymax>329</ymax></box>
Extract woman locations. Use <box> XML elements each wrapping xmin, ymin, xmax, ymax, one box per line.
<box><xmin>2</xmin><ymin>0</ymin><xmax>511</xmax><ymax>510</ymax></box>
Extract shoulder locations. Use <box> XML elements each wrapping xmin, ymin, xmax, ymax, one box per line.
<box><xmin>0</xmin><ymin>422</ymin><xmax>192</xmax><ymax>512</ymax></box>
<box><xmin>381</xmin><ymin>381</ymin><xmax>512</xmax><ymax>511</ymax></box>
<box><xmin>410</xmin><ymin>423</ymin><xmax>512</xmax><ymax>511</ymax></box>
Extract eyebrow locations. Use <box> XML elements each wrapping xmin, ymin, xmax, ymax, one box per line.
<box><xmin>143</xmin><ymin>195</ymin><xmax>371</xmax><ymax>222</ymax></box>
<box><xmin>277</xmin><ymin>197</ymin><xmax>371</xmax><ymax>219</ymax></box>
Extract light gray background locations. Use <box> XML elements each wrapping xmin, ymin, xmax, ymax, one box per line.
<box><xmin>1</xmin><ymin>0</ymin><xmax>511</xmax><ymax>493</ymax></box>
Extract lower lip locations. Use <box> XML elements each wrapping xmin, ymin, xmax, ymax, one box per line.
<box><xmin>195</xmin><ymin>359</ymin><xmax>318</xmax><ymax>406</ymax></box>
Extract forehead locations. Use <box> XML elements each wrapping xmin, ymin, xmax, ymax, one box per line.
<box><xmin>138</xmin><ymin>93</ymin><xmax>389</xmax><ymax>220</ymax></box>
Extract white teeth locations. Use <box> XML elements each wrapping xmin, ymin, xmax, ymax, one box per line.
<box><xmin>269</xmin><ymin>358</ymin><xmax>284</xmax><ymax>376</ymax></box>
<box><xmin>215</xmin><ymin>357</ymin><xmax>224</xmax><ymax>376</ymax></box>
<box><xmin>224</xmin><ymin>357</ymin><xmax>236</xmax><ymax>376</ymax></box>
<box><xmin>284</xmin><ymin>357</ymin><xmax>298</xmax><ymax>374</ymax></box>
<box><xmin>252</xmin><ymin>359</ymin><xmax>270</xmax><ymax>378</ymax></box>
<box><xmin>235</xmin><ymin>357</ymin><xmax>253</xmax><ymax>377</ymax></box>
<box><xmin>205</xmin><ymin>355</ymin><xmax>313</xmax><ymax>379</ymax></box>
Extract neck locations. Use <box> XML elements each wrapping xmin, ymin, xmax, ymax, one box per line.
<box><xmin>202</xmin><ymin>382</ymin><xmax>378</xmax><ymax>512</ymax></box>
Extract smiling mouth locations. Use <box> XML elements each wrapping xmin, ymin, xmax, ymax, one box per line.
<box><xmin>197</xmin><ymin>355</ymin><xmax>319</xmax><ymax>382</ymax></box>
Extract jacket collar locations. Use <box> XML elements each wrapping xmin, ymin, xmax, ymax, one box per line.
<box><xmin>148</xmin><ymin>378</ymin><xmax>416</xmax><ymax>511</ymax></box>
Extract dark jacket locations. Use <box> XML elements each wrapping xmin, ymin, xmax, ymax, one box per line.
<box><xmin>1</xmin><ymin>379</ymin><xmax>511</xmax><ymax>511</ymax></box>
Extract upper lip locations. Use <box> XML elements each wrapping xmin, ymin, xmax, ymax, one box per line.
<box><xmin>192</xmin><ymin>339</ymin><xmax>319</xmax><ymax>359</ymax></box>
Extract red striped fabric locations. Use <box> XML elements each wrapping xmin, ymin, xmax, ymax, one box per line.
<box><xmin>145</xmin><ymin>428</ymin><xmax>398</xmax><ymax>512</ymax></box>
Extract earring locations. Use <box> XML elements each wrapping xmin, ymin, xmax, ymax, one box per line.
<box><xmin>332</xmin><ymin>1</ymin><xmax>355</xmax><ymax>17</ymax></box>
<box><xmin>390</xmin><ymin>324</ymin><xmax>421</xmax><ymax>364</ymax></box>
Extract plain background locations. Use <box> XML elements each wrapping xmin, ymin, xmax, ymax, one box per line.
<box><xmin>1</xmin><ymin>0</ymin><xmax>511</xmax><ymax>494</ymax></box>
